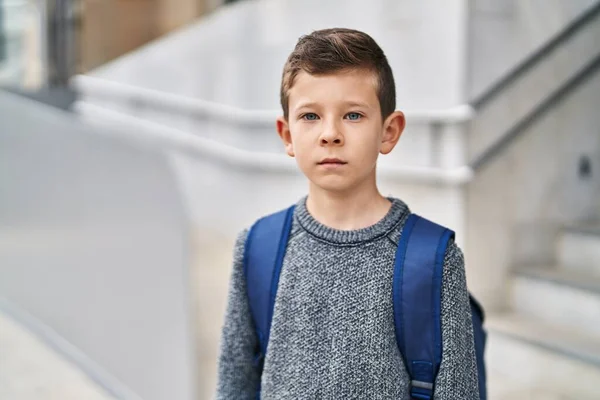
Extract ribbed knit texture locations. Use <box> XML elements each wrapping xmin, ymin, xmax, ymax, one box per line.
<box><xmin>216</xmin><ymin>197</ymin><xmax>479</xmax><ymax>399</ymax></box>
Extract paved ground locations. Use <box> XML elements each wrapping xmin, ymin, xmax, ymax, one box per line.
<box><xmin>0</xmin><ymin>312</ymin><xmax>114</xmax><ymax>400</ymax></box>
<box><xmin>488</xmin><ymin>370</ymin><xmax>578</xmax><ymax>400</ymax></box>
<box><xmin>190</xmin><ymin>230</ymin><xmax>236</xmax><ymax>400</ymax></box>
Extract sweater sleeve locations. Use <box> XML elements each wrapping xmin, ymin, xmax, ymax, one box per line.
<box><xmin>433</xmin><ymin>241</ymin><xmax>480</xmax><ymax>400</ymax></box>
<box><xmin>215</xmin><ymin>229</ymin><xmax>261</xmax><ymax>400</ymax></box>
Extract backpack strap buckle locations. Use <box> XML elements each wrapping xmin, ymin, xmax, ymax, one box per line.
<box><xmin>410</xmin><ymin>379</ymin><xmax>434</xmax><ymax>400</ymax></box>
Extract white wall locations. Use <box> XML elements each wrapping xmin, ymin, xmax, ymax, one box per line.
<box><xmin>88</xmin><ymin>0</ymin><xmax>469</xmax><ymax>110</ymax></box>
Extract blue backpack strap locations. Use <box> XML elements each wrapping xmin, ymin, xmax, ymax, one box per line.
<box><xmin>393</xmin><ymin>214</ymin><xmax>454</xmax><ymax>400</ymax></box>
<box><xmin>243</xmin><ymin>205</ymin><xmax>295</xmax><ymax>370</ymax></box>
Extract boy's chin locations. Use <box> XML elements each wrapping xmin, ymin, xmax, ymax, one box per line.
<box><xmin>309</xmin><ymin>177</ymin><xmax>360</xmax><ymax>194</ymax></box>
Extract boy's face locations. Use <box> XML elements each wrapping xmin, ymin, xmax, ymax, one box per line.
<box><xmin>277</xmin><ymin>69</ymin><xmax>405</xmax><ymax>194</ymax></box>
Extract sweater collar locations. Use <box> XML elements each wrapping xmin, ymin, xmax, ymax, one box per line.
<box><xmin>294</xmin><ymin>195</ymin><xmax>410</xmax><ymax>245</ymax></box>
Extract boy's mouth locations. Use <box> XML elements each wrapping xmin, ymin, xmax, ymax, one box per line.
<box><xmin>318</xmin><ymin>158</ymin><xmax>347</xmax><ymax>165</ymax></box>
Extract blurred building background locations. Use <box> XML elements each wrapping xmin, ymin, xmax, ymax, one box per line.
<box><xmin>1</xmin><ymin>0</ymin><xmax>600</xmax><ymax>399</ymax></box>
<box><xmin>0</xmin><ymin>0</ymin><xmax>230</xmax><ymax>87</ymax></box>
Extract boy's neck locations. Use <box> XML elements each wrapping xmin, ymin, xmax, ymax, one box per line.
<box><xmin>305</xmin><ymin>182</ymin><xmax>392</xmax><ymax>231</ymax></box>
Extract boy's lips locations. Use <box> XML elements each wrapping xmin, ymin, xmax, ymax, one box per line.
<box><xmin>317</xmin><ymin>158</ymin><xmax>347</xmax><ymax>165</ymax></box>
<box><xmin>317</xmin><ymin>158</ymin><xmax>348</xmax><ymax>171</ymax></box>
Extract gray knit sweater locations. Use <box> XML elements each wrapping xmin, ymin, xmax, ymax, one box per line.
<box><xmin>216</xmin><ymin>197</ymin><xmax>479</xmax><ymax>399</ymax></box>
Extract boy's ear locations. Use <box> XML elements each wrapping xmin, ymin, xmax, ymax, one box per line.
<box><xmin>276</xmin><ymin>116</ymin><xmax>295</xmax><ymax>157</ymax></box>
<box><xmin>380</xmin><ymin>111</ymin><xmax>405</xmax><ymax>155</ymax></box>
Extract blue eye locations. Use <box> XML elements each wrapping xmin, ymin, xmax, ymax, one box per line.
<box><xmin>302</xmin><ymin>113</ymin><xmax>319</xmax><ymax>121</ymax></box>
<box><xmin>346</xmin><ymin>112</ymin><xmax>362</xmax><ymax>121</ymax></box>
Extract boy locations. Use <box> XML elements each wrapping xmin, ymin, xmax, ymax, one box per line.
<box><xmin>216</xmin><ymin>28</ymin><xmax>479</xmax><ymax>399</ymax></box>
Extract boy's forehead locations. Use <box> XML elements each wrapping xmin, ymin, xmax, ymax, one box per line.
<box><xmin>288</xmin><ymin>69</ymin><xmax>379</xmax><ymax>109</ymax></box>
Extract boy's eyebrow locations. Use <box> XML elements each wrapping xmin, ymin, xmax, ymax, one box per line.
<box><xmin>343</xmin><ymin>101</ymin><xmax>372</xmax><ymax>109</ymax></box>
<box><xmin>293</xmin><ymin>100</ymin><xmax>373</xmax><ymax>111</ymax></box>
<box><xmin>294</xmin><ymin>101</ymin><xmax>319</xmax><ymax>111</ymax></box>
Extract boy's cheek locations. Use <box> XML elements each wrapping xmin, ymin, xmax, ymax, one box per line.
<box><xmin>295</xmin><ymin>154</ymin><xmax>317</xmax><ymax>172</ymax></box>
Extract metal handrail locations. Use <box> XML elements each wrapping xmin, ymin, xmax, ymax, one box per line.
<box><xmin>70</xmin><ymin>74</ymin><xmax>475</xmax><ymax>127</ymax></box>
<box><xmin>470</xmin><ymin>52</ymin><xmax>600</xmax><ymax>170</ymax></box>
<box><xmin>74</xmin><ymin>48</ymin><xmax>600</xmax><ymax>180</ymax></box>
<box><xmin>471</xmin><ymin>1</ymin><xmax>600</xmax><ymax>109</ymax></box>
<box><xmin>73</xmin><ymin>98</ymin><xmax>474</xmax><ymax>185</ymax></box>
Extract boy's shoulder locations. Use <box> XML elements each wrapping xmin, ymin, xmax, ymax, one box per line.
<box><xmin>233</xmin><ymin>201</ymin><xmax>300</xmax><ymax>253</ymax></box>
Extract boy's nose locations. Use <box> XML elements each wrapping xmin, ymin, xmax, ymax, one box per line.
<box><xmin>320</xmin><ymin>137</ymin><xmax>343</xmax><ymax>145</ymax></box>
<box><xmin>319</xmin><ymin>124</ymin><xmax>344</xmax><ymax>146</ymax></box>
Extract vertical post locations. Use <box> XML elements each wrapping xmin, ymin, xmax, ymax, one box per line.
<box><xmin>428</xmin><ymin>118</ymin><xmax>470</xmax><ymax>250</ymax></box>
<box><xmin>37</xmin><ymin>0</ymin><xmax>49</xmax><ymax>87</ymax></box>
<box><xmin>47</xmin><ymin>0</ymin><xmax>79</xmax><ymax>86</ymax></box>
<box><xmin>0</xmin><ymin>0</ymin><xmax>5</xmax><ymax>63</ymax></box>
<box><xmin>430</xmin><ymin>121</ymin><xmax>443</xmax><ymax>168</ymax></box>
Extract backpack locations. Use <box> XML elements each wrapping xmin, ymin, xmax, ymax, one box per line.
<box><xmin>244</xmin><ymin>205</ymin><xmax>487</xmax><ymax>400</ymax></box>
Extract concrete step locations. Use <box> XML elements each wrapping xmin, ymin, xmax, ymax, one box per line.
<box><xmin>558</xmin><ymin>224</ymin><xmax>600</xmax><ymax>276</ymax></box>
<box><xmin>486</xmin><ymin>312</ymin><xmax>600</xmax><ymax>399</ymax></box>
<box><xmin>468</xmin><ymin>6</ymin><xmax>600</xmax><ymax>161</ymax></box>
<box><xmin>511</xmin><ymin>266</ymin><xmax>600</xmax><ymax>337</ymax></box>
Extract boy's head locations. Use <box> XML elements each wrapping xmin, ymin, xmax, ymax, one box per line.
<box><xmin>279</xmin><ymin>28</ymin><xmax>396</xmax><ymax>121</ymax></box>
<box><xmin>276</xmin><ymin>28</ymin><xmax>405</xmax><ymax>194</ymax></box>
